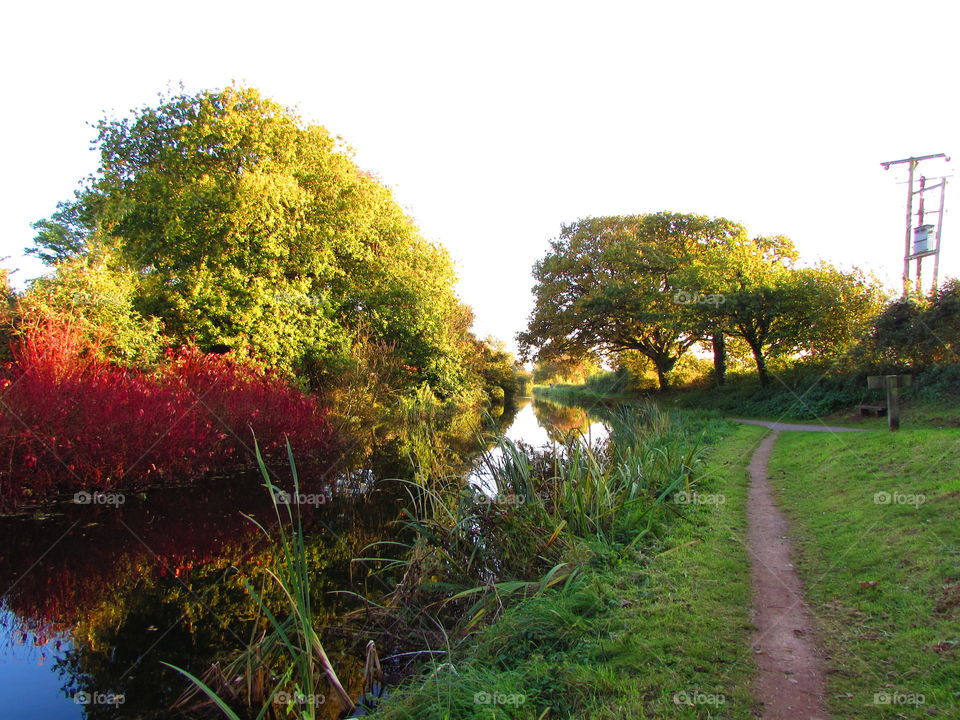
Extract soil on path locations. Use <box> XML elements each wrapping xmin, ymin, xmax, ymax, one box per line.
<box><xmin>732</xmin><ymin>418</ymin><xmax>864</xmax><ymax>433</ymax></box>
<box><xmin>735</xmin><ymin>419</ymin><xmax>863</xmax><ymax>719</ymax></box>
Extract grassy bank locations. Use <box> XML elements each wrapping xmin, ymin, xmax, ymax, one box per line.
<box><xmin>537</xmin><ymin>365</ymin><xmax>960</xmax><ymax>429</ymax></box>
<box><xmin>768</xmin><ymin>429</ymin><xmax>960</xmax><ymax>719</ymax></box>
<box><xmin>533</xmin><ymin>378</ymin><xmax>637</xmax><ymax>407</ymax></box>
<box><xmin>374</xmin><ymin>420</ymin><xmax>765</xmax><ymax>719</ymax></box>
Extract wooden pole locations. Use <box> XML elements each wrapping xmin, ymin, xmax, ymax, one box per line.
<box><xmin>904</xmin><ymin>161</ymin><xmax>916</xmax><ymax>296</ymax></box>
<box><xmin>916</xmin><ymin>177</ymin><xmax>926</xmax><ymax>292</ymax></box>
<box><xmin>881</xmin><ymin>153</ymin><xmax>949</xmax><ymax>296</ymax></box>
<box><xmin>932</xmin><ymin>178</ymin><xmax>947</xmax><ymax>293</ymax></box>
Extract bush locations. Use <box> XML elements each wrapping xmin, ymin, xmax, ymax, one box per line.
<box><xmin>0</xmin><ymin>319</ymin><xmax>336</xmax><ymax>508</ymax></box>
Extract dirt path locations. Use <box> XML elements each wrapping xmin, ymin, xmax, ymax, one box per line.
<box><xmin>735</xmin><ymin>419</ymin><xmax>863</xmax><ymax>719</ymax></box>
<box><xmin>732</xmin><ymin>418</ymin><xmax>864</xmax><ymax>433</ymax></box>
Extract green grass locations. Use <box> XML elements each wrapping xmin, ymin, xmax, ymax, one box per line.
<box><xmin>768</xmin><ymin>428</ymin><xmax>960</xmax><ymax>719</ymax></box>
<box><xmin>534</xmin><ymin>383</ymin><xmax>637</xmax><ymax>406</ymax></box>
<box><xmin>375</xmin><ymin>422</ymin><xmax>765</xmax><ymax>719</ymax></box>
<box><xmin>539</xmin><ymin>374</ymin><xmax>960</xmax><ymax>430</ymax></box>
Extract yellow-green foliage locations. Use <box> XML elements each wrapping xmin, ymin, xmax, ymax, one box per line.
<box><xmin>19</xmin><ymin>246</ymin><xmax>165</xmax><ymax>365</ymax></box>
<box><xmin>29</xmin><ymin>85</ymin><xmax>482</xmax><ymax>400</ymax></box>
<box><xmin>620</xmin><ymin>350</ymin><xmax>713</xmax><ymax>390</ymax></box>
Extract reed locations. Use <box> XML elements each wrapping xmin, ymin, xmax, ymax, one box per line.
<box><xmin>164</xmin><ymin>440</ymin><xmax>352</xmax><ymax>720</ymax></box>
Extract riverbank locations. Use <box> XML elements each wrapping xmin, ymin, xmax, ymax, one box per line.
<box><xmin>535</xmin><ymin>376</ymin><xmax>960</xmax><ymax>430</ymax></box>
<box><xmin>373</xmin><ymin>418</ymin><xmax>765</xmax><ymax>719</ymax></box>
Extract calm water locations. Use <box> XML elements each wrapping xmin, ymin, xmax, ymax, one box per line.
<box><xmin>0</xmin><ymin>397</ymin><xmax>608</xmax><ymax>719</ymax></box>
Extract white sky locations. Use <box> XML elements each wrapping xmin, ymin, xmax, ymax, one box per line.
<box><xmin>2</xmin><ymin>0</ymin><xmax>957</xmax><ymax>351</ymax></box>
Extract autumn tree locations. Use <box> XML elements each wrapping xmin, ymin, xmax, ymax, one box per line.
<box><xmin>518</xmin><ymin>213</ymin><xmax>746</xmax><ymax>389</ymax></box>
<box><xmin>29</xmin><ymin>86</ymin><xmax>475</xmax><ymax>396</ymax></box>
<box><xmin>702</xmin><ymin>236</ymin><xmax>884</xmax><ymax>385</ymax></box>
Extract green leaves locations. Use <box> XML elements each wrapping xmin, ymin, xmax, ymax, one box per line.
<box><xmin>520</xmin><ymin>212</ymin><xmax>748</xmax><ymax>389</ymax></box>
<box><xmin>28</xmin><ymin>85</ymin><xmax>479</xmax><ymax>397</ymax></box>
<box><xmin>522</xmin><ymin>213</ymin><xmax>885</xmax><ymax>389</ymax></box>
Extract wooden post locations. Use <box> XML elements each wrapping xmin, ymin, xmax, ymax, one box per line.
<box><xmin>887</xmin><ymin>375</ymin><xmax>901</xmax><ymax>431</ymax></box>
<box><xmin>868</xmin><ymin>375</ymin><xmax>913</xmax><ymax>431</ymax></box>
<box><xmin>916</xmin><ymin>177</ymin><xmax>926</xmax><ymax>292</ymax></box>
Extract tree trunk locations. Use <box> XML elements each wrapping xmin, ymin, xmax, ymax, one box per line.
<box><xmin>655</xmin><ymin>364</ymin><xmax>670</xmax><ymax>390</ymax></box>
<box><xmin>711</xmin><ymin>333</ymin><xmax>726</xmax><ymax>387</ymax></box>
<box><xmin>749</xmin><ymin>343</ymin><xmax>769</xmax><ymax>387</ymax></box>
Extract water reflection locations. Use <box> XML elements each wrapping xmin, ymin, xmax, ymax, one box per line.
<box><xmin>0</xmin><ymin>476</ymin><xmax>411</xmax><ymax>719</ymax></box>
<box><xmin>468</xmin><ymin>397</ymin><xmax>609</xmax><ymax>495</ymax></box>
<box><xmin>530</xmin><ymin>396</ymin><xmax>608</xmax><ymax>444</ymax></box>
<box><xmin>0</xmin><ymin>396</ymin><xmax>607</xmax><ymax>718</ymax></box>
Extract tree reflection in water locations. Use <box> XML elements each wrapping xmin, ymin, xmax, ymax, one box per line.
<box><xmin>0</xmin><ymin>404</ymin><xmax>522</xmax><ymax>719</ymax></box>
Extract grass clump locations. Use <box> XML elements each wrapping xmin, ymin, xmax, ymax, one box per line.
<box><xmin>165</xmin><ymin>441</ymin><xmax>354</xmax><ymax>720</ymax></box>
<box><xmin>374</xmin><ymin>417</ymin><xmax>763</xmax><ymax>719</ymax></box>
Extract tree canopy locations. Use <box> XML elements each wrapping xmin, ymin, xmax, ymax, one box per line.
<box><xmin>518</xmin><ymin>212</ymin><xmax>747</xmax><ymax>388</ymax></box>
<box><xmin>27</xmin><ymin>86</ymin><xmax>476</xmax><ymax>396</ymax></box>
<box><xmin>520</xmin><ymin>212</ymin><xmax>884</xmax><ymax>388</ymax></box>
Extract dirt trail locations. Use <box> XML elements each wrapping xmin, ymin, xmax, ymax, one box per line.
<box><xmin>732</xmin><ymin>418</ymin><xmax>864</xmax><ymax>433</ymax></box>
<box><xmin>736</xmin><ymin>419</ymin><xmax>862</xmax><ymax>720</ymax></box>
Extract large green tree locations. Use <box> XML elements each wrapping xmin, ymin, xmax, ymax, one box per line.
<box><xmin>518</xmin><ymin>213</ymin><xmax>746</xmax><ymax>389</ymax></box>
<box><xmin>29</xmin><ymin>87</ymin><xmax>473</xmax><ymax>395</ymax></box>
<box><xmin>700</xmin><ymin>236</ymin><xmax>884</xmax><ymax>385</ymax></box>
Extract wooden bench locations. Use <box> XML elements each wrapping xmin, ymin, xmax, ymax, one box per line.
<box><xmin>858</xmin><ymin>404</ymin><xmax>887</xmax><ymax>417</ymax></box>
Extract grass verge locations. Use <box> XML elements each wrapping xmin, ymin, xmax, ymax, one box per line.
<box><xmin>538</xmin><ymin>379</ymin><xmax>959</xmax><ymax>430</ymax></box>
<box><xmin>373</xmin><ymin>421</ymin><xmax>766</xmax><ymax>719</ymax></box>
<box><xmin>768</xmin><ymin>428</ymin><xmax>960</xmax><ymax>719</ymax></box>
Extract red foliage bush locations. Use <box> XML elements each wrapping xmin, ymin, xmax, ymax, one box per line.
<box><xmin>0</xmin><ymin>320</ymin><xmax>337</xmax><ymax>507</ymax></box>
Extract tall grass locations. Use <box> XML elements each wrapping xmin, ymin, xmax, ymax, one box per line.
<box><xmin>164</xmin><ymin>440</ymin><xmax>352</xmax><ymax>720</ymax></box>
<box><xmin>366</xmin><ymin>402</ymin><xmax>702</xmax><ymax>648</ymax></box>
<box><xmin>373</xmin><ymin>403</ymin><xmax>715</xmax><ymax>719</ymax></box>
<box><xmin>481</xmin><ymin>402</ymin><xmax>698</xmax><ymax>544</ymax></box>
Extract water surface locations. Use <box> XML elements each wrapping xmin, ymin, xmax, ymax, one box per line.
<box><xmin>0</xmin><ymin>396</ymin><xmax>609</xmax><ymax>718</ymax></box>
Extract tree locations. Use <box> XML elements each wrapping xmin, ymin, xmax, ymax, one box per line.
<box><xmin>469</xmin><ymin>337</ymin><xmax>526</xmax><ymax>404</ymax></box>
<box><xmin>29</xmin><ymin>86</ymin><xmax>475</xmax><ymax>396</ymax></box>
<box><xmin>863</xmin><ymin>278</ymin><xmax>960</xmax><ymax>368</ymax></box>
<box><xmin>532</xmin><ymin>355</ymin><xmax>601</xmax><ymax>385</ymax></box>
<box><xmin>519</xmin><ymin>213</ymin><xmax>747</xmax><ymax>389</ymax></box>
<box><xmin>704</xmin><ymin>237</ymin><xmax>884</xmax><ymax>386</ymax></box>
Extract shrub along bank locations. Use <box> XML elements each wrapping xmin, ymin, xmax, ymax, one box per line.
<box><xmin>0</xmin><ymin>319</ymin><xmax>336</xmax><ymax>508</ymax></box>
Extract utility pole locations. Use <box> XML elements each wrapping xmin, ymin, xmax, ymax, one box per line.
<box><xmin>916</xmin><ymin>175</ymin><xmax>926</xmax><ymax>290</ymax></box>
<box><xmin>880</xmin><ymin>153</ymin><xmax>950</xmax><ymax>296</ymax></box>
<box><xmin>933</xmin><ymin>175</ymin><xmax>947</xmax><ymax>289</ymax></box>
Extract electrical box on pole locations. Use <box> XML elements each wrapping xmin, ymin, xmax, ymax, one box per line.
<box><xmin>880</xmin><ymin>153</ymin><xmax>950</xmax><ymax>296</ymax></box>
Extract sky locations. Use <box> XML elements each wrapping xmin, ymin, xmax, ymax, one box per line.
<box><xmin>2</xmin><ymin>0</ymin><xmax>958</xmax><ymax>351</ymax></box>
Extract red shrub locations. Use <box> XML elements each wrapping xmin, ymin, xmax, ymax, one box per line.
<box><xmin>0</xmin><ymin>320</ymin><xmax>337</xmax><ymax>507</ymax></box>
